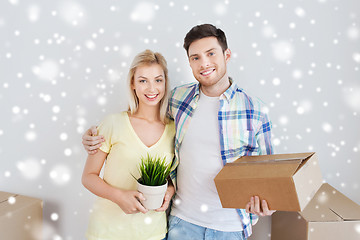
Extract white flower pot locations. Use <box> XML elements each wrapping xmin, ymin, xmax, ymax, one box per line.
<box><xmin>137</xmin><ymin>180</ymin><xmax>168</xmax><ymax>210</ymax></box>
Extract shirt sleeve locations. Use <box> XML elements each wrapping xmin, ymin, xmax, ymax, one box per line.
<box><xmin>97</xmin><ymin>115</ymin><xmax>114</xmax><ymax>153</ymax></box>
<box><xmin>250</xmin><ymin>213</ymin><xmax>259</xmax><ymax>225</ymax></box>
<box><xmin>256</xmin><ymin>108</ymin><xmax>274</xmax><ymax>155</ymax></box>
<box><xmin>166</xmin><ymin>88</ymin><xmax>175</xmax><ymax>120</ymax></box>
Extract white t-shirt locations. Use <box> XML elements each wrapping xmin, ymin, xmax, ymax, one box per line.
<box><xmin>171</xmin><ymin>90</ymin><xmax>243</xmax><ymax>232</ymax></box>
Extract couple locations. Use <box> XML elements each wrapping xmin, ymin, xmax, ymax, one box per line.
<box><xmin>81</xmin><ymin>24</ymin><xmax>274</xmax><ymax>240</ymax></box>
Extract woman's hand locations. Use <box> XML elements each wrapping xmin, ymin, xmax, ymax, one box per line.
<box><xmin>113</xmin><ymin>189</ymin><xmax>148</xmax><ymax>214</ymax></box>
<box><xmin>155</xmin><ymin>182</ymin><xmax>175</xmax><ymax>212</ymax></box>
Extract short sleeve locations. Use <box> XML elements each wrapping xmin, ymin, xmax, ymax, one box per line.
<box><xmin>97</xmin><ymin>115</ymin><xmax>114</xmax><ymax>153</ymax></box>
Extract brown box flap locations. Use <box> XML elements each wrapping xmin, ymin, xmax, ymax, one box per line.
<box><xmin>217</xmin><ymin>159</ymin><xmax>303</xmax><ymax>179</ymax></box>
<box><xmin>235</xmin><ymin>152</ymin><xmax>315</xmax><ymax>164</ymax></box>
<box><xmin>0</xmin><ymin>192</ymin><xmax>16</xmax><ymax>203</ymax></box>
<box><xmin>230</xmin><ymin>152</ymin><xmax>315</xmax><ymax>178</ymax></box>
<box><xmin>301</xmin><ymin>183</ymin><xmax>360</xmax><ymax>222</ymax></box>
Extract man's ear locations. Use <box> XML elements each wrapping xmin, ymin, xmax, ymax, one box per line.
<box><xmin>224</xmin><ymin>49</ymin><xmax>231</xmax><ymax>63</ymax></box>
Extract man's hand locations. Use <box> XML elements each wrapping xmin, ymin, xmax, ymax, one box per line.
<box><xmin>155</xmin><ymin>183</ymin><xmax>175</xmax><ymax>212</ymax></box>
<box><xmin>82</xmin><ymin>126</ymin><xmax>105</xmax><ymax>154</ymax></box>
<box><xmin>245</xmin><ymin>196</ymin><xmax>276</xmax><ymax>217</ymax></box>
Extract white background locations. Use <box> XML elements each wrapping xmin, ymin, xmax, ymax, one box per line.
<box><xmin>1</xmin><ymin>0</ymin><xmax>359</xmax><ymax>239</ymax></box>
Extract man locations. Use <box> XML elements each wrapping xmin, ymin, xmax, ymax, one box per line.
<box><xmin>83</xmin><ymin>24</ymin><xmax>274</xmax><ymax>239</ymax></box>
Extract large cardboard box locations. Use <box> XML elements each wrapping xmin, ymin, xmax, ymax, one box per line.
<box><xmin>0</xmin><ymin>191</ymin><xmax>43</xmax><ymax>240</ymax></box>
<box><xmin>271</xmin><ymin>183</ymin><xmax>360</xmax><ymax>240</ymax></box>
<box><xmin>214</xmin><ymin>152</ymin><xmax>323</xmax><ymax>212</ymax></box>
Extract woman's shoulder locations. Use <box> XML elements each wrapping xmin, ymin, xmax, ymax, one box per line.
<box><xmin>99</xmin><ymin>111</ymin><xmax>128</xmax><ymax>128</ymax></box>
<box><xmin>102</xmin><ymin>111</ymin><xmax>127</xmax><ymax>121</ymax></box>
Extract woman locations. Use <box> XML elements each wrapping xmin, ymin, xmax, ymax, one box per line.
<box><xmin>82</xmin><ymin>49</ymin><xmax>175</xmax><ymax>240</ymax></box>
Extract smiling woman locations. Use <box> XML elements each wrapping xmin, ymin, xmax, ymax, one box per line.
<box><xmin>81</xmin><ymin>49</ymin><xmax>175</xmax><ymax>240</ymax></box>
<box><xmin>132</xmin><ymin>64</ymin><xmax>166</xmax><ymax>108</ymax></box>
<box><xmin>127</xmin><ymin>50</ymin><xmax>170</xmax><ymax>124</ymax></box>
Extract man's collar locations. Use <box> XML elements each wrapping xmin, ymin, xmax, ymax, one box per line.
<box><xmin>194</xmin><ymin>82</ymin><xmax>201</xmax><ymax>97</ymax></box>
<box><xmin>221</xmin><ymin>77</ymin><xmax>239</xmax><ymax>102</ymax></box>
<box><xmin>194</xmin><ymin>77</ymin><xmax>239</xmax><ymax>102</ymax></box>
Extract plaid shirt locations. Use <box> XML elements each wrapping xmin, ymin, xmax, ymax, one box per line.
<box><xmin>167</xmin><ymin>78</ymin><xmax>273</xmax><ymax>238</ymax></box>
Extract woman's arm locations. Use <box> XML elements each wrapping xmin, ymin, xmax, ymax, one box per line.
<box><xmin>82</xmin><ymin>151</ymin><xmax>148</xmax><ymax>214</ymax></box>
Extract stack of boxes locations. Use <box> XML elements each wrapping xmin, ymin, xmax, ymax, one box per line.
<box><xmin>271</xmin><ymin>183</ymin><xmax>360</xmax><ymax>239</ymax></box>
<box><xmin>0</xmin><ymin>191</ymin><xmax>43</xmax><ymax>240</ymax></box>
<box><xmin>214</xmin><ymin>152</ymin><xmax>360</xmax><ymax>239</ymax></box>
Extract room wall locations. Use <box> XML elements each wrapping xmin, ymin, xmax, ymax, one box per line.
<box><xmin>1</xmin><ymin>0</ymin><xmax>359</xmax><ymax>239</ymax></box>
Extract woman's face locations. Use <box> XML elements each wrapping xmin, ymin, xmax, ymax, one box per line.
<box><xmin>132</xmin><ymin>64</ymin><xmax>166</xmax><ymax>108</ymax></box>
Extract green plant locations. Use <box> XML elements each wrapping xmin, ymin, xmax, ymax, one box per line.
<box><xmin>136</xmin><ymin>153</ymin><xmax>171</xmax><ymax>186</ymax></box>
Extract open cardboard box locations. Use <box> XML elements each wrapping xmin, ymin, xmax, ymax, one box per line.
<box><xmin>271</xmin><ymin>183</ymin><xmax>360</xmax><ymax>240</ymax></box>
<box><xmin>0</xmin><ymin>191</ymin><xmax>43</xmax><ymax>240</ymax></box>
<box><xmin>214</xmin><ymin>152</ymin><xmax>323</xmax><ymax>212</ymax></box>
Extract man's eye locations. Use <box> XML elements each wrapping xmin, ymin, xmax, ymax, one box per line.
<box><xmin>192</xmin><ymin>57</ymin><xmax>198</xmax><ymax>61</ymax></box>
<box><xmin>209</xmin><ymin>52</ymin><xmax>215</xmax><ymax>56</ymax></box>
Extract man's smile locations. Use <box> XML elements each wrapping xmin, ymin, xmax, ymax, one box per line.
<box><xmin>200</xmin><ymin>68</ymin><xmax>215</xmax><ymax>76</ymax></box>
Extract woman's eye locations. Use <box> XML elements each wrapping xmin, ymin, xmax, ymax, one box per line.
<box><xmin>156</xmin><ymin>79</ymin><xmax>163</xmax><ymax>82</ymax></box>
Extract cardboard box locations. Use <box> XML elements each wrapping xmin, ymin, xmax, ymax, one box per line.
<box><xmin>0</xmin><ymin>191</ymin><xmax>43</xmax><ymax>240</ymax></box>
<box><xmin>214</xmin><ymin>152</ymin><xmax>323</xmax><ymax>212</ymax></box>
<box><xmin>271</xmin><ymin>183</ymin><xmax>360</xmax><ymax>240</ymax></box>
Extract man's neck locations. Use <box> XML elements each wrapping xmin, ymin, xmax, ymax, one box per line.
<box><xmin>200</xmin><ymin>75</ymin><xmax>231</xmax><ymax>97</ymax></box>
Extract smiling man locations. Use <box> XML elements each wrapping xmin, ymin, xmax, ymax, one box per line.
<box><xmin>82</xmin><ymin>24</ymin><xmax>274</xmax><ymax>240</ymax></box>
<box><xmin>186</xmin><ymin>36</ymin><xmax>230</xmax><ymax>97</ymax></box>
<box><xmin>166</xmin><ymin>24</ymin><xmax>274</xmax><ymax>240</ymax></box>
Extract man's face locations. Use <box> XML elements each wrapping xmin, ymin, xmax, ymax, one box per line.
<box><xmin>187</xmin><ymin>37</ymin><xmax>231</xmax><ymax>88</ymax></box>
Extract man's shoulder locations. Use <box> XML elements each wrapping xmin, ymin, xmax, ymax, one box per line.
<box><xmin>170</xmin><ymin>82</ymin><xmax>198</xmax><ymax>98</ymax></box>
<box><xmin>233</xmin><ymin>87</ymin><xmax>268</xmax><ymax>112</ymax></box>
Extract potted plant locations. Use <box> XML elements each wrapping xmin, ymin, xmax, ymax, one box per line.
<box><xmin>135</xmin><ymin>153</ymin><xmax>172</xmax><ymax>210</ymax></box>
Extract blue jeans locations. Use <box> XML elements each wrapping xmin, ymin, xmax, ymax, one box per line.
<box><xmin>167</xmin><ymin>215</ymin><xmax>246</xmax><ymax>240</ymax></box>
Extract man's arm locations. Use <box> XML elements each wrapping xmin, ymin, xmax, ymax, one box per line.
<box><xmin>246</xmin><ymin>107</ymin><xmax>275</xmax><ymax>217</ymax></box>
<box><xmin>166</xmin><ymin>87</ymin><xmax>177</xmax><ymax>121</ymax></box>
<box><xmin>256</xmin><ymin>113</ymin><xmax>273</xmax><ymax>155</ymax></box>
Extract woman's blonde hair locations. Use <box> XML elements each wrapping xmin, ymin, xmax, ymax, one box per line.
<box><xmin>127</xmin><ymin>49</ymin><xmax>170</xmax><ymax>124</ymax></box>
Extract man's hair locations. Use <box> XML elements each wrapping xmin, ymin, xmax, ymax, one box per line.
<box><xmin>127</xmin><ymin>49</ymin><xmax>169</xmax><ymax>124</ymax></box>
<box><xmin>183</xmin><ymin>24</ymin><xmax>228</xmax><ymax>55</ymax></box>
